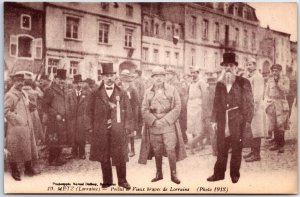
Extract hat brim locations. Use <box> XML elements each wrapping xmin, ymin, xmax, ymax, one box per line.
<box><xmin>220</xmin><ymin>62</ymin><xmax>238</xmax><ymax>66</ymax></box>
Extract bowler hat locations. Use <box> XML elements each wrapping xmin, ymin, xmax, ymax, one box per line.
<box><xmin>120</xmin><ymin>69</ymin><xmax>133</xmax><ymax>82</ymax></box>
<box><xmin>151</xmin><ymin>66</ymin><xmax>165</xmax><ymax>77</ymax></box>
<box><xmin>73</xmin><ymin>74</ymin><xmax>83</xmax><ymax>83</ymax></box>
<box><xmin>270</xmin><ymin>64</ymin><xmax>282</xmax><ymax>71</ymax></box>
<box><xmin>55</xmin><ymin>69</ymin><xmax>67</xmax><ymax>80</ymax></box>
<box><xmin>221</xmin><ymin>52</ymin><xmax>238</xmax><ymax>66</ymax></box>
<box><xmin>101</xmin><ymin>63</ymin><xmax>116</xmax><ymax>75</ymax></box>
<box><xmin>10</xmin><ymin>73</ymin><xmax>25</xmax><ymax>81</ymax></box>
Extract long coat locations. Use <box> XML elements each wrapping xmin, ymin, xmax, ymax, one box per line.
<box><xmin>67</xmin><ymin>89</ymin><xmax>91</xmax><ymax>144</ymax></box>
<box><xmin>211</xmin><ymin>76</ymin><xmax>254</xmax><ymax>147</ymax></box>
<box><xmin>43</xmin><ymin>83</ymin><xmax>72</xmax><ymax>147</ymax></box>
<box><xmin>138</xmin><ymin>83</ymin><xmax>187</xmax><ymax>164</ymax></box>
<box><xmin>86</xmin><ymin>83</ymin><xmax>133</xmax><ymax>165</ymax></box>
<box><xmin>4</xmin><ymin>86</ymin><xmax>38</xmax><ymax>163</ymax></box>
<box><xmin>247</xmin><ymin>71</ymin><xmax>265</xmax><ymax>138</ymax></box>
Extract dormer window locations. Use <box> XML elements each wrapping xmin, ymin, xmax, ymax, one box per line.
<box><xmin>224</xmin><ymin>3</ymin><xmax>229</xmax><ymax>14</ymax></box>
<box><xmin>243</xmin><ymin>7</ymin><xmax>248</xmax><ymax>18</ymax></box>
<box><xmin>233</xmin><ymin>5</ymin><xmax>238</xmax><ymax>16</ymax></box>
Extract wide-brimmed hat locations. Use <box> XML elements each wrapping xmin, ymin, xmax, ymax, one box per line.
<box><xmin>151</xmin><ymin>67</ymin><xmax>165</xmax><ymax>77</ymax></box>
<box><xmin>10</xmin><ymin>73</ymin><xmax>25</xmax><ymax>81</ymax></box>
<box><xmin>271</xmin><ymin>64</ymin><xmax>282</xmax><ymax>71</ymax></box>
<box><xmin>73</xmin><ymin>74</ymin><xmax>83</xmax><ymax>83</ymax></box>
<box><xmin>55</xmin><ymin>69</ymin><xmax>67</xmax><ymax>80</ymax></box>
<box><xmin>101</xmin><ymin>63</ymin><xmax>116</xmax><ymax>75</ymax></box>
<box><xmin>221</xmin><ymin>52</ymin><xmax>238</xmax><ymax>66</ymax></box>
<box><xmin>120</xmin><ymin>69</ymin><xmax>133</xmax><ymax>82</ymax></box>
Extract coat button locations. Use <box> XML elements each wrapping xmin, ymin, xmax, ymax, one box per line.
<box><xmin>227</xmin><ymin>104</ymin><xmax>229</xmax><ymax>107</ymax></box>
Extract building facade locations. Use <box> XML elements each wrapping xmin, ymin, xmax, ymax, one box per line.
<box><xmin>290</xmin><ymin>41</ymin><xmax>297</xmax><ymax>75</ymax></box>
<box><xmin>4</xmin><ymin>2</ymin><xmax>44</xmax><ymax>80</ymax></box>
<box><xmin>44</xmin><ymin>2</ymin><xmax>141</xmax><ymax>83</ymax></box>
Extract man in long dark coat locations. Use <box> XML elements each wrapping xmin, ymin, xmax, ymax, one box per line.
<box><xmin>43</xmin><ymin>69</ymin><xmax>71</xmax><ymax>166</ymax></box>
<box><xmin>207</xmin><ymin>52</ymin><xmax>254</xmax><ymax>184</ymax></box>
<box><xmin>86</xmin><ymin>63</ymin><xmax>133</xmax><ymax>190</ymax></box>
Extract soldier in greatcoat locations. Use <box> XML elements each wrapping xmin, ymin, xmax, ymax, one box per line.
<box><xmin>243</xmin><ymin>57</ymin><xmax>265</xmax><ymax>162</ymax></box>
<box><xmin>207</xmin><ymin>52</ymin><xmax>254</xmax><ymax>184</ymax></box>
<box><xmin>68</xmin><ymin>74</ymin><xmax>90</xmax><ymax>159</ymax></box>
<box><xmin>4</xmin><ymin>74</ymin><xmax>39</xmax><ymax>181</ymax></box>
<box><xmin>265</xmin><ymin>64</ymin><xmax>290</xmax><ymax>153</ymax></box>
<box><xmin>43</xmin><ymin>69</ymin><xmax>72</xmax><ymax>166</ymax></box>
<box><xmin>138</xmin><ymin>66</ymin><xmax>187</xmax><ymax>184</ymax></box>
<box><xmin>119</xmin><ymin>69</ymin><xmax>139</xmax><ymax>157</ymax></box>
<box><xmin>85</xmin><ymin>63</ymin><xmax>133</xmax><ymax>190</ymax></box>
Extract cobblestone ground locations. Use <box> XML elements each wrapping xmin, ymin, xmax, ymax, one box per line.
<box><xmin>4</xmin><ymin>105</ymin><xmax>298</xmax><ymax>194</ymax></box>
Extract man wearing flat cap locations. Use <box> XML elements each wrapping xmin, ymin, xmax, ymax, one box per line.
<box><xmin>43</xmin><ymin>69</ymin><xmax>72</xmax><ymax>166</ymax></box>
<box><xmin>86</xmin><ymin>63</ymin><xmax>133</xmax><ymax>190</ymax></box>
<box><xmin>207</xmin><ymin>52</ymin><xmax>254</xmax><ymax>184</ymax></box>
<box><xmin>139</xmin><ymin>66</ymin><xmax>186</xmax><ymax>184</ymax></box>
<box><xmin>265</xmin><ymin>64</ymin><xmax>290</xmax><ymax>153</ymax></box>
<box><xmin>4</xmin><ymin>74</ymin><xmax>39</xmax><ymax>181</ymax></box>
<box><xmin>68</xmin><ymin>74</ymin><xmax>90</xmax><ymax>159</ymax></box>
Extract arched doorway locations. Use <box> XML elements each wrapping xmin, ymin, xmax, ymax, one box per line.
<box><xmin>262</xmin><ymin>60</ymin><xmax>271</xmax><ymax>78</ymax></box>
<box><xmin>119</xmin><ymin>61</ymin><xmax>137</xmax><ymax>73</ymax></box>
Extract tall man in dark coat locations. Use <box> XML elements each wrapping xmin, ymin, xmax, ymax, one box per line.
<box><xmin>86</xmin><ymin>63</ymin><xmax>133</xmax><ymax>190</ymax></box>
<box><xmin>43</xmin><ymin>69</ymin><xmax>71</xmax><ymax>166</ymax></box>
<box><xmin>207</xmin><ymin>52</ymin><xmax>254</xmax><ymax>184</ymax></box>
<box><xmin>68</xmin><ymin>74</ymin><xmax>90</xmax><ymax>159</ymax></box>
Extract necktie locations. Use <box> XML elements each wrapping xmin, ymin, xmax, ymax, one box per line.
<box><xmin>106</xmin><ymin>87</ymin><xmax>113</xmax><ymax>90</ymax></box>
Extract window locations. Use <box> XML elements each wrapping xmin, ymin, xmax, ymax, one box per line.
<box><xmin>175</xmin><ymin>52</ymin><xmax>179</xmax><ymax>65</ymax></box>
<box><xmin>243</xmin><ymin>30</ymin><xmax>248</xmax><ymax>49</ymax></box>
<box><xmin>47</xmin><ymin>58</ymin><xmax>59</xmax><ymax>75</ymax></box>
<box><xmin>166</xmin><ymin>26</ymin><xmax>172</xmax><ymax>38</ymax></box>
<box><xmin>142</xmin><ymin>47</ymin><xmax>149</xmax><ymax>62</ymax></box>
<box><xmin>155</xmin><ymin>24</ymin><xmax>159</xmax><ymax>36</ymax></box>
<box><xmin>18</xmin><ymin>36</ymin><xmax>33</xmax><ymax>58</ymax></box>
<box><xmin>243</xmin><ymin>8</ymin><xmax>247</xmax><ymax>18</ymax></box>
<box><xmin>234</xmin><ymin>6</ymin><xmax>238</xmax><ymax>16</ymax></box>
<box><xmin>10</xmin><ymin>35</ymin><xmax>17</xmax><ymax>57</ymax></box>
<box><xmin>144</xmin><ymin>21</ymin><xmax>149</xmax><ymax>34</ymax></box>
<box><xmin>33</xmin><ymin>38</ymin><xmax>42</xmax><ymax>59</ymax></box>
<box><xmin>99</xmin><ymin>23</ymin><xmax>109</xmax><ymax>44</ymax></box>
<box><xmin>214</xmin><ymin>52</ymin><xmax>219</xmax><ymax>68</ymax></box>
<box><xmin>224</xmin><ymin>3</ymin><xmax>229</xmax><ymax>14</ymax></box>
<box><xmin>66</xmin><ymin>16</ymin><xmax>80</xmax><ymax>40</ymax></box>
<box><xmin>69</xmin><ymin>61</ymin><xmax>79</xmax><ymax>77</ymax></box>
<box><xmin>153</xmin><ymin>49</ymin><xmax>159</xmax><ymax>63</ymax></box>
<box><xmin>100</xmin><ymin>3</ymin><xmax>109</xmax><ymax>11</ymax></box>
<box><xmin>165</xmin><ymin>51</ymin><xmax>171</xmax><ymax>65</ymax></box>
<box><xmin>126</xmin><ymin>5</ymin><xmax>133</xmax><ymax>17</ymax></box>
<box><xmin>214</xmin><ymin>22</ymin><xmax>219</xmax><ymax>41</ymax></box>
<box><xmin>191</xmin><ymin>48</ymin><xmax>195</xmax><ymax>66</ymax></box>
<box><xmin>235</xmin><ymin>28</ymin><xmax>239</xmax><ymax>46</ymax></box>
<box><xmin>251</xmin><ymin>32</ymin><xmax>256</xmax><ymax>50</ymax></box>
<box><xmin>125</xmin><ymin>29</ymin><xmax>133</xmax><ymax>47</ymax></box>
<box><xmin>191</xmin><ymin>16</ymin><xmax>196</xmax><ymax>38</ymax></box>
<box><xmin>202</xmin><ymin>19</ymin><xmax>209</xmax><ymax>40</ymax></box>
<box><xmin>21</xmin><ymin>14</ymin><xmax>31</xmax><ymax>30</ymax></box>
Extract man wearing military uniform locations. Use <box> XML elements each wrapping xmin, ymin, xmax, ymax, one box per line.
<box><xmin>43</xmin><ymin>69</ymin><xmax>71</xmax><ymax>166</ymax></box>
<box><xmin>139</xmin><ymin>66</ymin><xmax>186</xmax><ymax>184</ymax></box>
<box><xmin>265</xmin><ymin>64</ymin><xmax>290</xmax><ymax>153</ymax></box>
<box><xmin>86</xmin><ymin>63</ymin><xmax>133</xmax><ymax>189</ymax></box>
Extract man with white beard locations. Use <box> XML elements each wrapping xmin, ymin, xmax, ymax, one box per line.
<box><xmin>207</xmin><ymin>52</ymin><xmax>254</xmax><ymax>184</ymax></box>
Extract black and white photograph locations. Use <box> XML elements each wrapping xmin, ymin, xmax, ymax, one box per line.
<box><xmin>3</xmin><ymin>2</ymin><xmax>298</xmax><ymax>194</ymax></box>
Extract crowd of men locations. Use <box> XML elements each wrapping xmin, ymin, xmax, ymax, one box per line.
<box><xmin>4</xmin><ymin>52</ymin><xmax>297</xmax><ymax>188</ymax></box>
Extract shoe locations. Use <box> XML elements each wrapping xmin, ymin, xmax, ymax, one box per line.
<box><xmin>269</xmin><ymin>145</ymin><xmax>279</xmax><ymax>151</ymax></box>
<box><xmin>151</xmin><ymin>172</ymin><xmax>163</xmax><ymax>182</ymax></box>
<box><xmin>243</xmin><ymin>152</ymin><xmax>253</xmax><ymax>159</ymax></box>
<box><xmin>171</xmin><ymin>170</ymin><xmax>181</xmax><ymax>184</ymax></box>
<box><xmin>128</xmin><ymin>152</ymin><xmax>135</xmax><ymax>157</ymax></box>
<box><xmin>118</xmin><ymin>182</ymin><xmax>131</xmax><ymax>190</ymax></box>
<box><xmin>278</xmin><ymin>147</ymin><xmax>284</xmax><ymax>153</ymax></box>
<box><xmin>245</xmin><ymin>155</ymin><xmax>261</xmax><ymax>162</ymax></box>
<box><xmin>231</xmin><ymin>176</ymin><xmax>239</xmax><ymax>183</ymax></box>
<box><xmin>101</xmin><ymin>183</ymin><xmax>113</xmax><ymax>188</ymax></box>
<box><xmin>11</xmin><ymin>171</ymin><xmax>21</xmax><ymax>181</ymax></box>
<box><xmin>207</xmin><ymin>175</ymin><xmax>224</xmax><ymax>182</ymax></box>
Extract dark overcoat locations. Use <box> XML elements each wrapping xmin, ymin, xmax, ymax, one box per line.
<box><xmin>211</xmin><ymin>76</ymin><xmax>254</xmax><ymax>148</ymax></box>
<box><xmin>86</xmin><ymin>83</ymin><xmax>133</xmax><ymax>165</ymax></box>
<box><xmin>43</xmin><ymin>83</ymin><xmax>72</xmax><ymax>147</ymax></box>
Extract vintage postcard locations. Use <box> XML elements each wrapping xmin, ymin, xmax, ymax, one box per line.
<box><xmin>3</xmin><ymin>2</ymin><xmax>297</xmax><ymax>194</ymax></box>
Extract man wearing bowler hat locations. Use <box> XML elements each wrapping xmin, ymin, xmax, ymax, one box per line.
<box><xmin>68</xmin><ymin>74</ymin><xmax>90</xmax><ymax>159</ymax></box>
<box><xmin>265</xmin><ymin>64</ymin><xmax>290</xmax><ymax>153</ymax></box>
<box><xmin>86</xmin><ymin>63</ymin><xmax>133</xmax><ymax>189</ymax></box>
<box><xmin>43</xmin><ymin>69</ymin><xmax>72</xmax><ymax>166</ymax></box>
<box><xmin>207</xmin><ymin>52</ymin><xmax>254</xmax><ymax>183</ymax></box>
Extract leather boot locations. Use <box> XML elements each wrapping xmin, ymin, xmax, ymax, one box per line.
<box><xmin>24</xmin><ymin>161</ymin><xmax>40</xmax><ymax>176</ymax></box>
<box><xmin>10</xmin><ymin>162</ymin><xmax>21</xmax><ymax>181</ymax></box>
<box><xmin>168</xmin><ymin>151</ymin><xmax>180</xmax><ymax>184</ymax></box>
<box><xmin>151</xmin><ymin>156</ymin><xmax>163</xmax><ymax>182</ymax></box>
